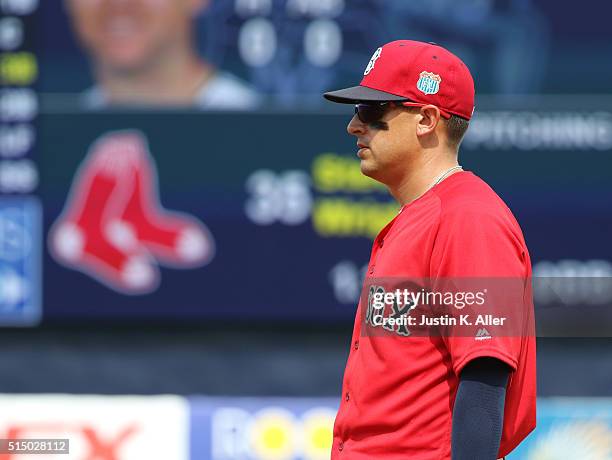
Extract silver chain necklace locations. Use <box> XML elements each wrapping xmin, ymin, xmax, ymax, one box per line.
<box><xmin>401</xmin><ymin>165</ymin><xmax>463</xmax><ymax>211</ymax></box>
<box><xmin>430</xmin><ymin>165</ymin><xmax>463</xmax><ymax>189</ymax></box>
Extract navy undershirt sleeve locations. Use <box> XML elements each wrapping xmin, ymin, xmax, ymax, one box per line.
<box><xmin>451</xmin><ymin>357</ymin><xmax>511</xmax><ymax>460</ymax></box>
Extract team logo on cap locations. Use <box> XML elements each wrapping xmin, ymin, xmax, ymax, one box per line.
<box><xmin>364</xmin><ymin>47</ymin><xmax>382</xmax><ymax>76</ymax></box>
<box><xmin>417</xmin><ymin>71</ymin><xmax>441</xmax><ymax>95</ymax></box>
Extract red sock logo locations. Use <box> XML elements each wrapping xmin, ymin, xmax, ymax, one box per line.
<box><xmin>49</xmin><ymin>131</ymin><xmax>215</xmax><ymax>294</ymax></box>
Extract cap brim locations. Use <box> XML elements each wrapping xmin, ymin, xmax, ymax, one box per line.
<box><xmin>323</xmin><ymin>85</ymin><xmax>409</xmax><ymax>104</ymax></box>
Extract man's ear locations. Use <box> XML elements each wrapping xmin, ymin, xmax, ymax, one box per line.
<box><xmin>416</xmin><ymin>105</ymin><xmax>441</xmax><ymax>138</ymax></box>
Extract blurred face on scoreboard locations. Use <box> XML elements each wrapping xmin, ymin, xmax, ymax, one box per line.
<box><xmin>65</xmin><ymin>0</ymin><xmax>208</xmax><ymax>71</ymax></box>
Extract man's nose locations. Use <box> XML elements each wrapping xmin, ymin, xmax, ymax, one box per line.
<box><xmin>347</xmin><ymin>114</ymin><xmax>366</xmax><ymax>136</ymax></box>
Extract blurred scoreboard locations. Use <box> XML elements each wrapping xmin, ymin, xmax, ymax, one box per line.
<box><xmin>2</xmin><ymin>1</ymin><xmax>612</xmax><ymax>328</ymax></box>
<box><xmin>199</xmin><ymin>0</ymin><xmax>387</xmax><ymax>103</ymax></box>
<box><xmin>0</xmin><ymin>0</ymin><xmax>41</xmax><ymax>325</ymax></box>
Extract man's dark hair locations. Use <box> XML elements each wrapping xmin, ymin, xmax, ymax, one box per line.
<box><xmin>445</xmin><ymin>114</ymin><xmax>470</xmax><ymax>147</ymax></box>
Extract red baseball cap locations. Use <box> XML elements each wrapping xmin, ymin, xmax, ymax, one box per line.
<box><xmin>324</xmin><ymin>40</ymin><xmax>475</xmax><ymax>120</ymax></box>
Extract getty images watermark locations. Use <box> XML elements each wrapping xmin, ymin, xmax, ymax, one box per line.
<box><xmin>368</xmin><ymin>286</ymin><xmax>507</xmax><ymax>326</ymax></box>
<box><xmin>360</xmin><ymin>278</ymin><xmax>532</xmax><ymax>339</ymax></box>
<box><xmin>359</xmin><ymin>277</ymin><xmax>612</xmax><ymax>338</ymax></box>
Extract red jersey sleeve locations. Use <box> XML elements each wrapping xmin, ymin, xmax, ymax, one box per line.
<box><xmin>429</xmin><ymin>202</ymin><xmax>530</xmax><ymax>376</ymax></box>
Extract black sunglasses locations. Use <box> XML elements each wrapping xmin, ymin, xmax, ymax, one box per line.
<box><xmin>354</xmin><ymin>102</ymin><xmax>404</xmax><ymax>124</ymax></box>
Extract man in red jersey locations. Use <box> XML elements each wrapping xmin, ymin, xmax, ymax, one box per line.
<box><xmin>323</xmin><ymin>40</ymin><xmax>536</xmax><ymax>459</ymax></box>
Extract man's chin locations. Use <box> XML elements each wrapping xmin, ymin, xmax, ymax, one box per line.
<box><xmin>99</xmin><ymin>46</ymin><xmax>152</xmax><ymax>73</ymax></box>
<box><xmin>360</xmin><ymin>162</ymin><xmax>390</xmax><ymax>188</ymax></box>
<box><xmin>359</xmin><ymin>161</ymin><xmax>378</xmax><ymax>179</ymax></box>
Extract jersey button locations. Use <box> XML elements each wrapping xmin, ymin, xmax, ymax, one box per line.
<box><xmin>345</xmin><ymin>392</ymin><xmax>350</xmax><ymax>402</ymax></box>
<box><xmin>339</xmin><ymin>441</ymin><xmax>344</xmax><ymax>451</ymax></box>
<box><xmin>354</xmin><ymin>340</ymin><xmax>359</xmax><ymax>350</ymax></box>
